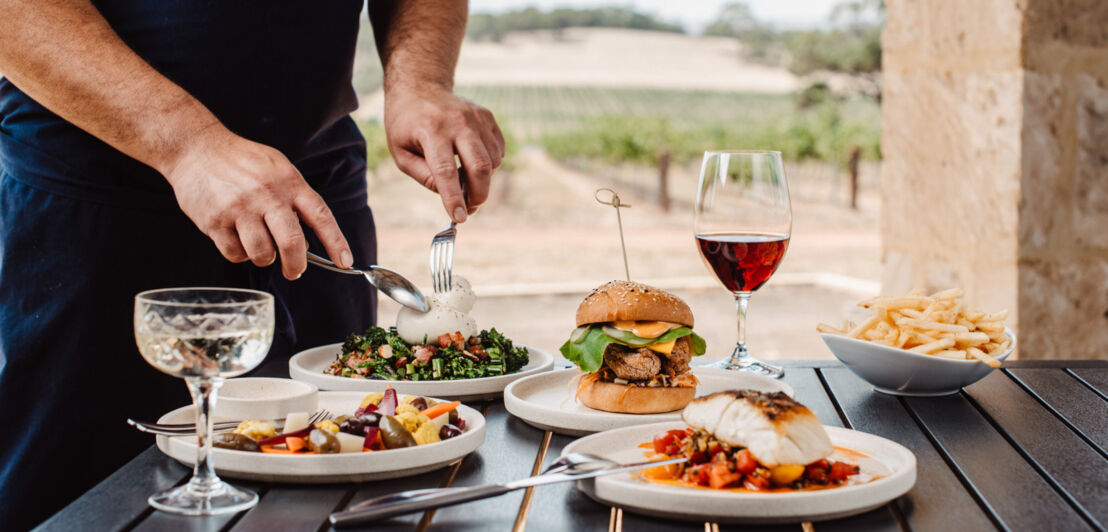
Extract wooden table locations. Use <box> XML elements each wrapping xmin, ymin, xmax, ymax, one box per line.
<box><xmin>38</xmin><ymin>360</ymin><xmax>1108</xmax><ymax>531</ymax></box>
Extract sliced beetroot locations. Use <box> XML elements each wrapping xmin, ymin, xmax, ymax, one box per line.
<box><xmin>379</xmin><ymin>388</ymin><xmax>398</xmax><ymax>416</ymax></box>
<box><xmin>363</xmin><ymin>426</ymin><xmax>380</xmax><ymax>450</ymax></box>
<box><xmin>354</xmin><ymin>403</ymin><xmax>378</xmax><ymax>417</ymax></box>
<box><xmin>256</xmin><ymin>426</ymin><xmax>313</xmax><ymax>447</ymax></box>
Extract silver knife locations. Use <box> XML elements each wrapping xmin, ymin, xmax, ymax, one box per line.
<box><xmin>329</xmin><ymin>456</ymin><xmax>687</xmax><ymax>527</ymax></box>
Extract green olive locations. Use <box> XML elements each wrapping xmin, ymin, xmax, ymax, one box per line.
<box><xmin>332</xmin><ymin>415</ymin><xmax>350</xmax><ymax>426</ymax></box>
<box><xmin>307</xmin><ymin>428</ymin><xmax>341</xmax><ymax>454</ymax></box>
<box><xmin>213</xmin><ymin>433</ymin><xmax>261</xmax><ymax>452</ymax></box>
<box><xmin>379</xmin><ymin>415</ymin><xmax>417</xmax><ymax>449</ymax></box>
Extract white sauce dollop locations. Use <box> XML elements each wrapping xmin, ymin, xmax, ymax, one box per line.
<box><xmin>396</xmin><ymin>276</ymin><xmax>478</xmax><ymax>344</ymax></box>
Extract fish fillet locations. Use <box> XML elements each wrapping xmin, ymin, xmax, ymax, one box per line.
<box><xmin>681</xmin><ymin>390</ymin><xmax>832</xmax><ymax>467</ymax></box>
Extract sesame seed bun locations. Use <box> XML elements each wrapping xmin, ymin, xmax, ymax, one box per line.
<box><xmin>578</xmin><ymin>378</ymin><xmax>697</xmax><ymax>414</ymax></box>
<box><xmin>575</xmin><ymin>280</ymin><xmax>694</xmax><ymax>327</ymax></box>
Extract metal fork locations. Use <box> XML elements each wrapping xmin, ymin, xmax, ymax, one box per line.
<box><xmin>128</xmin><ymin>409</ymin><xmax>330</xmax><ymax>436</ymax></box>
<box><xmin>430</xmin><ymin>170</ymin><xmax>468</xmax><ymax>294</ymax></box>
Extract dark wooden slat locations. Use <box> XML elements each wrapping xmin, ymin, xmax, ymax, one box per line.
<box><xmin>783</xmin><ymin>367</ymin><xmax>843</xmax><ymax>428</ymax></box>
<box><xmin>524</xmin><ymin>433</ymin><xmax>633</xmax><ymax>532</ymax></box>
<box><xmin>426</xmin><ymin>403</ymin><xmax>545</xmax><ymax>531</ymax></box>
<box><xmin>820</xmin><ymin>368</ymin><xmax>995</xmax><ymax>531</ymax></box>
<box><xmin>1070</xmin><ymin>368</ymin><xmax>1108</xmax><ymax>399</ymax></box>
<box><xmin>1007</xmin><ymin>369</ymin><xmax>1108</xmax><ymax>455</ymax></box>
<box><xmin>230</xmin><ymin>484</ymin><xmax>353</xmax><ymax>532</ymax></box>
<box><xmin>904</xmin><ymin>387</ymin><xmax>1093</xmax><ymax>531</ymax></box>
<box><xmin>331</xmin><ymin>469</ymin><xmax>456</xmax><ymax>532</ymax></box>
<box><xmin>964</xmin><ymin>371</ymin><xmax>1108</xmax><ymax>527</ymax></box>
<box><xmin>325</xmin><ymin>401</ymin><xmax>496</xmax><ymax>532</ymax></box>
<box><xmin>1003</xmin><ymin>361</ymin><xmax>1108</xmax><ymax>369</ymax></box>
<box><xmin>34</xmin><ymin>447</ymin><xmax>189</xmax><ymax>532</ymax></box>
<box><xmin>132</xmin><ymin>479</ymin><xmax>265</xmax><ymax>532</ymax></box>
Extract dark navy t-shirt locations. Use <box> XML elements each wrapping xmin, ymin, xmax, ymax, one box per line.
<box><xmin>0</xmin><ymin>0</ymin><xmax>365</xmax><ymax>198</ymax></box>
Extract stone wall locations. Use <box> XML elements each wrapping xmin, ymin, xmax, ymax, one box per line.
<box><xmin>882</xmin><ymin>0</ymin><xmax>1108</xmax><ymax>359</ymax></box>
<box><xmin>1018</xmin><ymin>0</ymin><xmax>1108</xmax><ymax>358</ymax></box>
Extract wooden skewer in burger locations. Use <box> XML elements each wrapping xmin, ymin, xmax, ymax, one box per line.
<box><xmin>560</xmin><ymin>280</ymin><xmax>707</xmax><ymax>413</ymax></box>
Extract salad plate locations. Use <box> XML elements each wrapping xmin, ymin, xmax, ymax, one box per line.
<box><xmin>564</xmin><ymin>421</ymin><xmax>916</xmax><ymax>524</ymax></box>
<box><xmin>289</xmin><ymin>343</ymin><xmax>554</xmax><ymax>401</ymax></box>
<box><xmin>503</xmin><ymin>368</ymin><xmax>793</xmax><ymax>436</ymax></box>
<box><xmin>155</xmin><ymin>391</ymin><xmax>485</xmax><ymax>483</ymax></box>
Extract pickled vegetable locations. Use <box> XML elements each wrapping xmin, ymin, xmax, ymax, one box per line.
<box><xmin>213</xmin><ymin>433</ymin><xmax>261</xmax><ymax>452</ymax></box>
<box><xmin>233</xmin><ymin>420</ymin><xmax>276</xmax><ymax>441</ymax></box>
<box><xmin>379</xmin><ymin>415</ymin><xmax>416</xmax><ymax>449</ymax></box>
<box><xmin>413</xmin><ymin>420</ymin><xmax>441</xmax><ymax>445</ymax></box>
<box><xmin>439</xmin><ymin>424</ymin><xmax>463</xmax><ymax>440</ymax></box>
<box><xmin>308</xmin><ymin>428</ymin><xmax>341</xmax><ymax>454</ymax></box>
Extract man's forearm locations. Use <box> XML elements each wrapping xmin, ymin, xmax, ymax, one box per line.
<box><xmin>368</xmin><ymin>0</ymin><xmax>467</xmax><ymax>94</ymax></box>
<box><xmin>0</xmin><ymin>0</ymin><xmax>225</xmax><ymax>177</ymax></box>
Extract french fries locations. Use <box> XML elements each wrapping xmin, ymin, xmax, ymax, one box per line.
<box><xmin>817</xmin><ymin>288</ymin><xmax>1010</xmax><ymax>368</ymax></box>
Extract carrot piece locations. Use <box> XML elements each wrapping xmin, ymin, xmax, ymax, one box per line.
<box><xmin>285</xmin><ymin>436</ymin><xmax>307</xmax><ymax>453</ymax></box>
<box><xmin>260</xmin><ymin>446</ymin><xmax>315</xmax><ymax>455</ymax></box>
<box><xmin>422</xmin><ymin>400</ymin><xmax>461</xmax><ymax>419</ymax></box>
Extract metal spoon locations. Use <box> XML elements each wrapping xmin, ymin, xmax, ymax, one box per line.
<box><xmin>329</xmin><ymin>453</ymin><xmax>686</xmax><ymax>527</ymax></box>
<box><xmin>305</xmin><ymin>251</ymin><xmax>429</xmax><ymax>313</ymax></box>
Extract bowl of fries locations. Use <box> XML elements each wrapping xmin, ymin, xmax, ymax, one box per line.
<box><xmin>818</xmin><ymin>288</ymin><xmax>1015</xmax><ymax>397</ymax></box>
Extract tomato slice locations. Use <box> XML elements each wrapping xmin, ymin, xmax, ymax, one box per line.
<box><xmin>828</xmin><ymin>461</ymin><xmax>860</xmax><ymax>482</ymax></box>
<box><xmin>734</xmin><ymin>449</ymin><xmax>758</xmax><ymax>474</ymax></box>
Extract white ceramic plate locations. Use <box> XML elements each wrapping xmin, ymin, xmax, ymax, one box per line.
<box><xmin>288</xmin><ymin>343</ymin><xmax>554</xmax><ymax>401</ymax></box>
<box><xmin>821</xmin><ymin>327</ymin><xmax>1016</xmax><ymax>396</ymax></box>
<box><xmin>504</xmin><ymin>369</ymin><xmax>794</xmax><ymax>436</ymax></box>
<box><xmin>564</xmin><ymin>421</ymin><xmax>916</xmax><ymax>524</ymax></box>
<box><xmin>155</xmin><ymin>391</ymin><xmax>485</xmax><ymax>483</ymax></box>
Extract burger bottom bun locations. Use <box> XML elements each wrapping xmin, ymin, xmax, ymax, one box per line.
<box><xmin>578</xmin><ymin>379</ymin><xmax>696</xmax><ymax>414</ymax></box>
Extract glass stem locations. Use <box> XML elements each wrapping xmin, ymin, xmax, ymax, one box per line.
<box><xmin>731</xmin><ymin>293</ymin><xmax>752</xmax><ymax>366</ymax></box>
<box><xmin>186</xmin><ymin>377</ymin><xmax>224</xmax><ymax>496</ymax></box>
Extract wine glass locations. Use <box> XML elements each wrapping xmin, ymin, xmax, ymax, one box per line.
<box><xmin>134</xmin><ymin>288</ymin><xmax>275</xmax><ymax>515</ymax></box>
<box><xmin>694</xmin><ymin>150</ymin><xmax>791</xmax><ymax>378</ymax></box>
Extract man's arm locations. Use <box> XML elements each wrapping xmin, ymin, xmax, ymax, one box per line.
<box><xmin>369</xmin><ymin>0</ymin><xmax>505</xmax><ymax>223</ymax></box>
<box><xmin>0</xmin><ymin>0</ymin><xmax>352</xmax><ymax>279</ymax></box>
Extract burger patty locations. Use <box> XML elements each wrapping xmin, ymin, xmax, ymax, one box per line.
<box><xmin>660</xmin><ymin>337</ymin><xmax>692</xmax><ymax>376</ymax></box>
<box><xmin>603</xmin><ymin>336</ymin><xmax>693</xmax><ymax>381</ymax></box>
<box><xmin>603</xmin><ymin>344</ymin><xmax>660</xmax><ymax>381</ymax></box>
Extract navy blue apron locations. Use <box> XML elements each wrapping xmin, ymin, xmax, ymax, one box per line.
<box><xmin>0</xmin><ymin>2</ymin><xmax>376</xmax><ymax>529</ymax></box>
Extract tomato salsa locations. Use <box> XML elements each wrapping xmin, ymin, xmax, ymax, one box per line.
<box><xmin>638</xmin><ymin>428</ymin><xmax>865</xmax><ymax>491</ymax></box>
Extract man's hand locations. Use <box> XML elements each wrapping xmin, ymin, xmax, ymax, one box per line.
<box><xmin>384</xmin><ymin>84</ymin><xmax>504</xmax><ymax>223</ymax></box>
<box><xmin>163</xmin><ymin>129</ymin><xmax>353</xmax><ymax>280</ymax></box>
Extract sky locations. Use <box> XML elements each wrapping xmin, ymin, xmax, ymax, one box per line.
<box><xmin>467</xmin><ymin>0</ymin><xmax>842</xmax><ymax>32</ymax></box>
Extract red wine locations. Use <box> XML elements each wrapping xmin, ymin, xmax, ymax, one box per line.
<box><xmin>696</xmin><ymin>233</ymin><xmax>790</xmax><ymax>292</ymax></box>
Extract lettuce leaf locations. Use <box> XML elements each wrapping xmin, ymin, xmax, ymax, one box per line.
<box><xmin>559</xmin><ymin>326</ymin><xmax>707</xmax><ymax>373</ymax></box>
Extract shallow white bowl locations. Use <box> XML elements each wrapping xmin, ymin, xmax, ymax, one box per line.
<box><xmin>215</xmin><ymin>377</ymin><xmax>318</xmax><ymax>420</ymax></box>
<box><xmin>820</xmin><ymin>327</ymin><xmax>1015</xmax><ymax>396</ymax></box>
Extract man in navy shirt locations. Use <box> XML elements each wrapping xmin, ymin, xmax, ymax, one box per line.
<box><xmin>0</xmin><ymin>1</ymin><xmax>504</xmax><ymax>528</ymax></box>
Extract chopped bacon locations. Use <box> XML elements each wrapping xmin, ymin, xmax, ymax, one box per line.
<box><xmin>470</xmin><ymin>345</ymin><xmax>487</xmax><ymax>358</ymax></box>
<box><xmin>436</xmin><ymin>334</ymin><xmax>453</xmax><ymax>348</ymax></box>
<box><xmin>451</xmin><ymin>332</ymin><xmax>466</xmax><ymax>350</ymax></box>
<box><xmin>394</xmin><ymin>356</ymin><xmax>408</xmax><ymax>368</ymax></box>
<box><xmin>345</xmin><ymin>355</ymin><xmax>365</xmax><ymax>370</ymax></box>
<box><xmin>414</xmin><ymin>345</ymin><xmax>436</xmax><ymax>364</ymax></box>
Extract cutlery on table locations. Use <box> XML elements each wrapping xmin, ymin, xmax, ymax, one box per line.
<box><xmin>128</xmin><ymin>409</ymin><xmax>330</xmax><ymax>436</ymax></box>
<box><xmin>305</xmin><ymin>251</ymin><xmax>428</xmax><ymax>313</ymax></box>
<box><xmin>329</xmin><ymin>452</ymin><xmax>687</xmax><ymax>527</ymax></box>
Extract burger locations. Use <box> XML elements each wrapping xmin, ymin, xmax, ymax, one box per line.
<box><xmin>560</xmin><ymin>280</ymin><xmax>706</xmax><ymax>414</ymax></box>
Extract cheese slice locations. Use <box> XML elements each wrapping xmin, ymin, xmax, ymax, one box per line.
<box><xmin>611</xmin><ymin>320</ymin><xmax>679</xmax><ymax>339</ymax></box>
<box><xmin>647</xmin><ymin>339</ymin><xmax>677</xmax><ymax>354</ymax></box>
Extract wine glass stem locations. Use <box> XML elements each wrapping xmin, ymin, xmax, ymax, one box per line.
<box><xmin>731</xmin><ymin>292</ymin><xmax>751</xmax><ymax>365</ymax></box>
<box><xmin>186</xmin><ymin>376</ymin><xmax>224</xmax><ymax>495</ymax></box>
